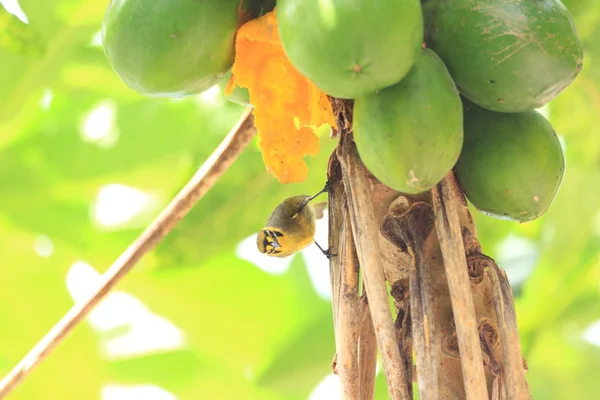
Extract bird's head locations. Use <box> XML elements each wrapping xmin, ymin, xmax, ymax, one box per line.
<box><xmin>257</xmin><ymin>229</ymin><xmax>285</xmax><ymax>256</ymax></box>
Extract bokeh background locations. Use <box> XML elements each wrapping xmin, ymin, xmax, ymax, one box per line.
<box><xmin>1</xmin><ymin>0</ymin><xmax>599</xmax><ymax>399</ymax></box>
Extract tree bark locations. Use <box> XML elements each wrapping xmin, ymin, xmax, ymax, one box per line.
<box><xmin>327</xmin><ymin>101</ymin><xmax>531</xmax><ymax>399</ymax></box>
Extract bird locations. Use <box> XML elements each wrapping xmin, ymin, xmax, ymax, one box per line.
<box><xmin>256</xmin><ymin>181</ymin><xmax>334</xmax><ymax>259</ymax></box>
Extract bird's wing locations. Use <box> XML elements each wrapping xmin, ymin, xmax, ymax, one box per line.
<box><xmin>312</xmin><ymin>201</ymin><xmax>328</xmax><ymax>220</ymax></box>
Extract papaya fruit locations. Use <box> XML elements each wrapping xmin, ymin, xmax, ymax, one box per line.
<box><xmin>276</xmin><ymin>0</ymin><xmax>423</xmax><ymax>99</ymax></box>
<box><xmin>424</xmin><ymin>0</ymin><xmax>583</xmax><ymax>112</ymax></box>
<box><xmin>455</xmin><ymin>100</ymin><xmax>565</xmax><ymax>222</ymax></box>
<box><xmin>102</xmin><ymin>0</ymin><xmax>263</xmax><ymax>97</ymax></box>
<box><xmin>217</xmin><ymin>71</ymin><xmax>252</xmax><ymax>107</ymax></box>
<box><xmin>353</xmin><ymin>48</ymin><xmax>463</xmax><ymax>194</ymax></box>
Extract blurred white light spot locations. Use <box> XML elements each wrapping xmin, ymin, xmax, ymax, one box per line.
<box><xmin>557</xmin><ymin>134</ymin><xmax>567</xmax><ymax>153</ymax></box>
<box><xmin>495</xmin><ymin>234</ymin><xmax>538</xmax><ymax>287</ymax></box>
<box><xmin>66</xmin><ymin>261</ymin><xmax>185</xmax><ymax>360</ymax></box>
<box><xmin>243</xmin><ymin>366</ymin><xmax>255</xmax><ymax>381</ymax></box>
<box><xmin>90</xmin><ymin>30</ymin><xmax>102</xmax><ymax>46</ymax></box>
<box><xmin>308</xmin><ymin>373</ymin><xmax>341</xmax><ymax>400</ymax></box>
<box><xmin>540</xmin><ymin>222</ymin><xmax>556</xmax><ymax>244</ymax></box>
<box><xmin>236</xmin><ymin>233</ymin><xmax>293</xmax><ymax>275</ymax></box>
<box><xmin>33</xmin><ymin>234</ymin><xmax>54</xmax><ymax>258</ymax></box>
<box><xmin>39</xmin><ymin>89</ymin><xmax>53</xmax><ymax>110</ymax></box>
<box><xmin>100</xmin><ymin>310</ymin><xmax>184</xmax><ymax>359</ymax></box>
<box><xmin>93</xmin><ymin>184</ymin><xmax>153</xmax><ymax>228</ymax></box>
<box><xmin>81</xmin><ymin>101</ymin><xmax>119</xmax><ymax>148</ymax></box>
<box><xmin>82</xmin><ymin>101</ymin><xmax>115</xmax><ymax>140</ymax></box>
<box><xmin>536</xmin><ymin>104</ymin><xmax>550</xmax><ymax>120</ymax></box>
<box><xmin>196</xmin><ymin>85</ymin><xmax>221</xmax><ymax>106</ymax></box>
<box><xmin>0</xmin><ymin>0</ymin><xmax>29</xmax><ymax>23</ymax></box>
<box><xmin>317</xmin><ymin>0</ymin><xmax>337</xmax><ymax>28</ymax></box>
<box><xmin>582</xmin><ymin>320</ymin><xmax>600</xmax><ymax>347</ymax></box>
<box><xmin>101</xmin><ymin>384</ymin><xmax>178</xmax><ymax>400</ymax></box>
<box><xmin>301</xmin><ymin>209</ymin><xmax>332</xmax><ymax>300</ymax></box>
<box><xmin>66</xmin><ymin>261</ymin><xmax>102</xmax><ymax>302</ymax></box>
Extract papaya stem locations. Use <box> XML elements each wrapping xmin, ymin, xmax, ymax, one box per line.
<box><xmin>357</xmin><ymin>295</ymin><xmax>377</xmax><ymax>400</ymax></box>
<box><xmin>337</xmin><ymin>132</ymin><xmax>411</xmax><ymax>400</ymax></box>
<box><xmin>400</xmin><ymin>202</ymin><xmax>440</xmax><ymax>400</ymax></box>
<box><xmin>432</xmin><ymin>176</ymin><xmax>490</xmax><ymax>400</ymax></box>
<box><xmin>488</xmin><ymin>263</ymin><xmax>531</xmax><ymax>400</ymax></box>
<box><xmin>326</xmin><ymin>156</ymin><xmax>362</xmax><ymax>400</ymax></box>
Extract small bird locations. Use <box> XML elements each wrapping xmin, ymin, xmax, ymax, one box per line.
<box><xmin>257</xmin><ymin>181</ymin><xmax>334</xmax><ymax>259</ymax></box>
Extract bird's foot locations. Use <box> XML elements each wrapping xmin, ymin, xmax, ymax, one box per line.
<box><xmin>315</xmin><ymin>241</ymin><xmax>336</xmax><ymax>260</ymax></box>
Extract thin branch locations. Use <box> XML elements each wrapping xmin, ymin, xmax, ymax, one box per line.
<box><xmin>0</xmin><ymin>108</ymin><xmax>257</xmax><ymax>399</ymax></box>
<box><xmin>337</xmin><ymin>133</ymin><xmax>411</xmax><ymax>400</ymax></box>
<box><xmin>327</xmin><ymin>154</ymin><xmax>362</xmax><ymax>400</ymax></box>
<box><xmin>432</xmin><ymin>177</ymin><xmax>489</xmax><ymax>400</ymax></box>
<box><xmin>488</xmin><ymin>263</ymin><xmax>530</xmax><ymax>400</ymax></box>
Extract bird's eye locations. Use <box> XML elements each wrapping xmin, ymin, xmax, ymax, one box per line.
<box><xmin>273</xmin><ymin>231</ymin><xmax>283</xmax><ymax>237</ymax></box>
<box><xmin>263</xmin><ymin>237</ymin><xmax>271</xmax><ymax>251</ymax></box>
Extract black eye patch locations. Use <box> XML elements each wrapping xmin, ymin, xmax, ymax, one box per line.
<box><xmin>262</xmin><ymin>230</ymin><xmax>283</xmax><ymax>249</ymax></box>
<box><xmin>263</xmin><ymin>237</ymin><xmax>271</xmax><ymax>250</ymax></box>
<box><xmin>265</xmin><ymin>230</ymin><xmax>283</xmax><ymax>239</ymax></box>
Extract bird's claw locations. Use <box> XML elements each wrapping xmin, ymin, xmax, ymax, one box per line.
<box><xmin>323</xmin><ymin>249</ymin><xmax>337</xmax><ymax>260</ymax></box>
<box><xmin>323</xmin><ymin>179</ymin><xmax>332</xmax><ymax>193</ymax></box>
<box><xmin>314</xmin><ymin>241</ymin><xmax>336</xmax><ymax>260</ymax></box>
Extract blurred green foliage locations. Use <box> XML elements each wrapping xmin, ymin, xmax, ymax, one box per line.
<box><xmin>0</xmin><ymin>1</ymin><xmax>599</xmax><ymax>399</ymax></box>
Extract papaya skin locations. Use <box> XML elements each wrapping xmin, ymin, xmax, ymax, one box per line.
<box><xmin>276</xmin><ymin>0</ymin><xmax>423</xmax><ymax>99</ymax></box>
<box><xmin>455</xmin><ymin>100</ymin><xmax>566</xmax><ymax>222</ymax></box>
<box><xmin>424</xmin><ymin>0</ymin><xmax>583</xmax><ymax>112</ymax></box>
<box><xmin>102</xmin><ymin>0</ymin><xmax>262</xmax><ymax>97</ymax></box>
<box><xmin>354</xmin><ymin>48</ymin><xmax>463</xmax><ymax>195</ymax></box>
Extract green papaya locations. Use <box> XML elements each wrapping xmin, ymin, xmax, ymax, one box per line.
<box><xmin>455</xmin><ymin>101</ymin><xmax>565</xmax><ymax>222</ymax></box>
<box><xmin>276</xmin><ymin>0</ymin><xmax>423</xmax><ymax>99</ymax></box>
<box><xmin>102</xmin><ymin>0</ymin><xmax>263</xmax><ymax>97</ymax></box>
<box><xmin>354</xmin><ymin>48</ymin><xmax>463</xmax><ymax>194</ymax></box>
<box><xmin>217</xmin><ymin>71</ymin><xmax>252</xmax><ymax>107</ymax></box>
<box><xmin>424</xmin><ymin>0</ymin><xmax>583</xmax><ymax>112</ymax></box>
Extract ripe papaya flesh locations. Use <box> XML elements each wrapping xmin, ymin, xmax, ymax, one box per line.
<box><xmin>277</xmin><ymin>0</ymin><xmax>423</xmax><ymax>99</ymax></box>
<box><xmin>424</xmin><ymin>0</ymin><xmax>583</xmax><ymax>112</ymax></box>
<box><xmin>102</xmin><ymin>0</ymin><xmax>263</xmax><ymax>97</ymax></box>
<box><xmin>217</xmin><ymin>70</ymin><xmax>252</xmax><ymax>107</ymax></box>
<box><xmin>455</xmin><ymin>100</ymin><xmax>565</xmax><ymax>222</ymax></box>
<box><xmin>353</xmin><ymin>48</ymin><xmax>463</xmax><ymax>194</ymax></box>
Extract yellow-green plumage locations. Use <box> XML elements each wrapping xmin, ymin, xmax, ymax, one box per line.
<box><xmin>257</xmin><ymin>195</ymin><xmax>327</xmax><ymax>258</ymax></box>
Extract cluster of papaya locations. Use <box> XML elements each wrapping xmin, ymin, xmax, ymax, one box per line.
<box><xmin>101</xmin><ymin>0</ymin><xmax>582</xmax><ymax>223</ymax></box>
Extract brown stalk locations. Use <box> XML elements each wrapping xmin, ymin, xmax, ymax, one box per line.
<box><xmin>398</xmin><ymin>202</ymin><xmax>440</xmax><ymax>400</ymax></box>
<box><xmin>337</xmin><ymin>133</ymin><xmax>411</xmax><ymax>400</ymax></box>
<box><xmin>432</xmin><ymin>177</ymin><xmax>489</xmax><ymax>400</ymax></box>
<box><xmin>0</xmin><ymin>109</ymin><xmax>257</xmax><ymax>399</ymax></box>
<box><xmin>358</xmin><ymin>295</ymin><xmax>377</xmax><ymax>400</ymax></box>
<box><xmin>327</xmin><ymin>154</ymin><xmax>361</xmax><ymax>399</ymax></box>
<box><xmin>488</xmin><ymin>262</ymin><xmax>530</xmax><ymax>400</ymax></box>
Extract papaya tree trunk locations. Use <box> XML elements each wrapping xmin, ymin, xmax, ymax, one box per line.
<box><xmin>327</xmin><ymin>100</ymin><xmax>531</xmax><ymax>400</ymax></box>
